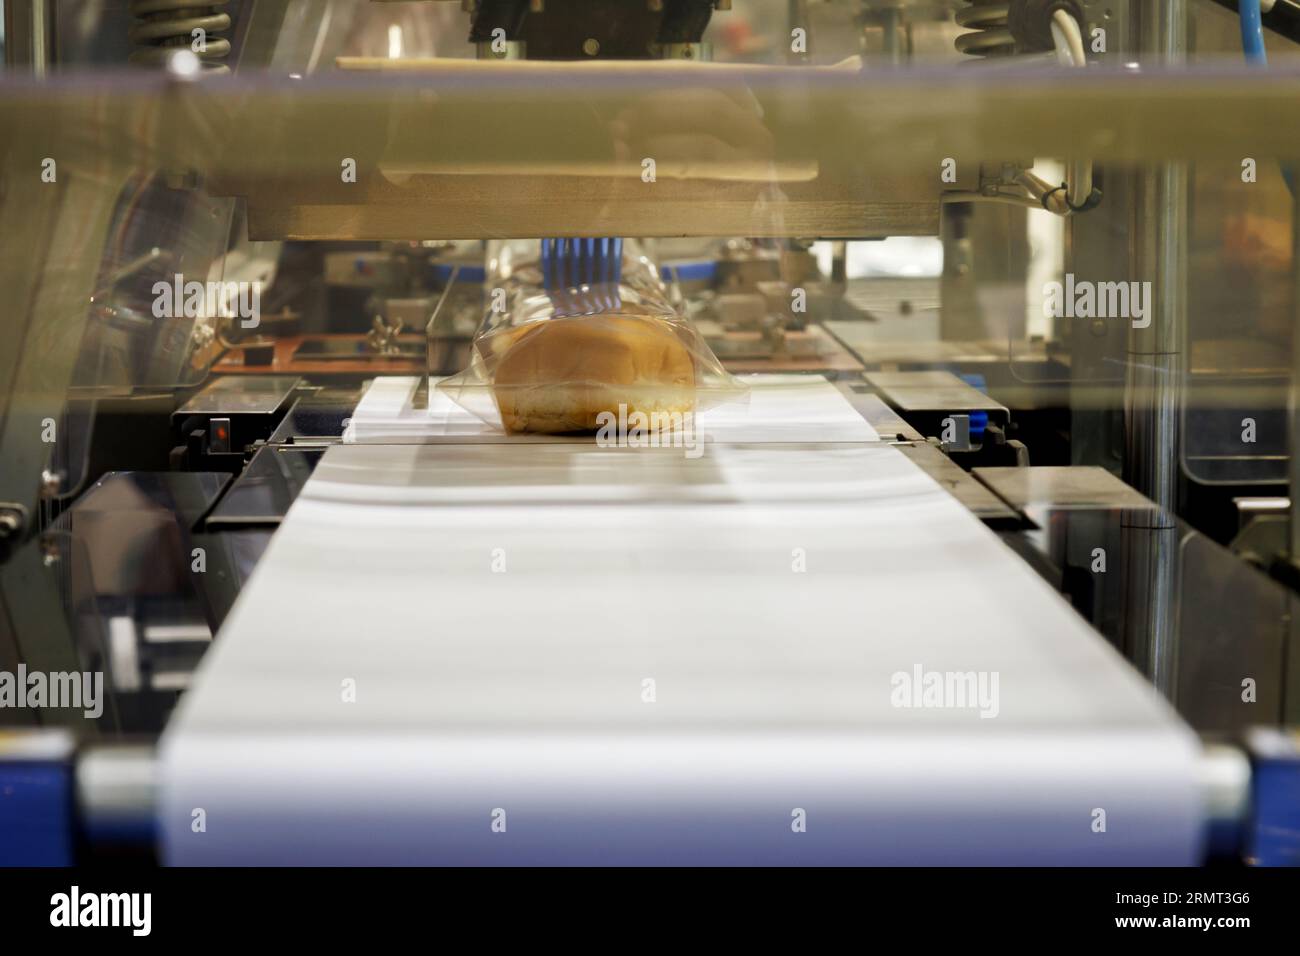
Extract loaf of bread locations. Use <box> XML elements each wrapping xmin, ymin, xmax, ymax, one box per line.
<box><xmin>491</xmin><ymin>314</ymin><xmax>696</xmax><ymax>434</ymax></box>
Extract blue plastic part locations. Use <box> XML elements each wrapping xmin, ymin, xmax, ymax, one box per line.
<box><xmin>661</xmin><ymin>260</ymin><xmax>718</xmax><ymax>283</ymax></box>
<box><xmin>0</xmin><ymin>759</ymin><xmax>75</xmax><ymax>866</ymax></box>
<box><xmin>951</xmin><ymin>374</ymin><xmax>990</xmax><ymax>438</ymax></box>
<box><xmin>1252</xmin><ymin>765</ymin><xmax>1300</xmax><ymax>865</ymax></box>
<box><xmin>428</xmin><ymin>262</ymin><xmax>486</xmax><ymax>284</ymax></box>
<box><xmin>1247</xmin><ymin>729</ymin><xmax>1300</xmax><ymax>867</ymax></box>
<box><xmin>541</xmin><ymin>237</ymin><xmax>622</xmax><ymax>293</ymax></box>
<box><xmin>1237</xmin><ymin>1</ymin><xmax>1296</xmax><ymax>194</ymax></box>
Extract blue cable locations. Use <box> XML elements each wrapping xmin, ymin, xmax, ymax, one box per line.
<box><xmin>1239</xmin><ymin>0</ymin><xmax>1296</xmax><ymax>194</ymax></box>
<box><xmin>1240</xmin><ymin>0</ymin><xmax>1267</xmax><ymax>63</ymax></box>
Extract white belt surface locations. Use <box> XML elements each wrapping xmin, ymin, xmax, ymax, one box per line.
<box><xmin>160</xmin><ymin>376</ymin><xmax>1202</xmax><ymax>864</ymax></box>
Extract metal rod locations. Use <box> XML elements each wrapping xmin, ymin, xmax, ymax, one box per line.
<box><xmin>75</xmin><ymin>745</ymin><xmax>157</xmax><ymax>848</ymax></box>
<box><xmin>1124</xmin><ymin>0</ymin><xmax>1187</xmax><ymax>520</ymax></box>
<box><xmin>1198</xmin><ymin>743</ymin><xmax>1252</xmax><ymax>861</ymax></box>
<box><xmin>1290</xmin><ymin>145</ymin><xmax>1300</xmax><ymax>561</ymax></box>
<box><xmin>1120</xmin><ymin>1</ymin><xmax>1187</xmax><ymax>694</ymax></box>
<box><xmin>3</xmin><ymin>0</ymin><xmax>57</xmax><ymax>75</ymax></box>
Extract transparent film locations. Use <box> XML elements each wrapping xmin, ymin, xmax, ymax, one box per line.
<box><xmin>437</xmin><ymin>239</ymin><xmax>748</xmax><ymax>434</ymax></box>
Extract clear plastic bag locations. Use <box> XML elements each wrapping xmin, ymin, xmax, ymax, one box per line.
<box><xmin>437</xmin><ymin>240</ymin><xmax>747</xmax><ymax>435</ymax></box>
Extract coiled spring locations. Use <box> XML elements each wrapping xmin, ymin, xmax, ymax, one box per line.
<box><xmin>954</xmin><ymin>2</ymin><xmax>1014</xmax><ymax>58</ymax></box>
<box><xmin>129</xmin><ymin>1</ymin><xmax>231</xmax><ymax>73</ymax></box>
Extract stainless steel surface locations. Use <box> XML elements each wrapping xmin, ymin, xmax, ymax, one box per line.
<box><xmin>1003</xmin><ymin>495</ymin><xmax>1296</xmax><ymax>733</ymax></box>
<box><xmin>940</xmin><ymin>413</ymin><xmax>973</xmax><ymax>452</ymax></box>
<box><xmin>175</xmin><ymin>376</ymin><xmax>302</xmax><ymax>417</ymax></box>
<box><xmin>974</xmin><ymin>466</ymin><xmax>1158</xmax><ymax>511</ymax></box>
<box><xmin>823</xmin><ymin>319</ymin><xmax>1057</xmax><ymax>385</ymax></box>
<box><xmin>1235</xmin><ymin>496</ymin><xmax>1290</xmax><ymax>528</ymax></box>
<box><xmin>205</xmin><ymin>446</ymin><xmax>323</xmax><ymax>527</ymax></box>
<box><xmin>1172</xmin><ymin>529</ymin><xmax>1296</xmax><ymax>728</ymax></box>
<box><xmin>1123</xmin><ymin>1</ymin><xmax>1188</xmax><ymax>523</ymax></box>
<box><xmin>834</xmin><ymin>385</ymin><xmax>925</xmax><ymax>442</ymax></box>
<box><xmin>1121</xmin><ymin>520</ymin><xmax>1179</xmax><ymax>698</ymax></box>
<box><xmin>865</xmin><ymin>369</ymin><xmax>1010</xmax><ymax>424</ymax></box>
<box><xmin>898</xmin><ymin>442</ymin><xmax>1020</xmax><ymax>523</ymax></box>
<box><xmin>1116</xmin><ymin>1</ymin><xmax>1188</xmax><ymax>705</ymax></box>
<box><xmin>265</xmin><ymin>389</ymin><xmax>359</xmax><ymax>444</ymax></box>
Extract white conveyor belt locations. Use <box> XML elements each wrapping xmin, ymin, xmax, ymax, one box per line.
<box><xmin>160</xmin><ymin>376</ymin><xmax>1204</xmax><ymax>864</ymax></box>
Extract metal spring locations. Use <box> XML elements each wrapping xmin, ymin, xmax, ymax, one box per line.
<box><xmin>954</xmin><ymin>2</ymin><xmax>1015</xmax><ymax>58</ymax></box>
<box><xmin>129</xmin><ymin>1</ymin><xmax>232</xmax><ymax>73</ymax></box>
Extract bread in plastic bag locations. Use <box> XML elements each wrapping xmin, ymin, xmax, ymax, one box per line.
<box><xmin>437</xmin><ymin>240</ymin><xmax>747</xmax><ymax>435</ymax></box>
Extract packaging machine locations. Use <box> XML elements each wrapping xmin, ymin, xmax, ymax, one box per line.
<box><xmin>1</xmin><ymin>0</ymin><xmax>1299</xmax><ymax>867</ymax></box>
